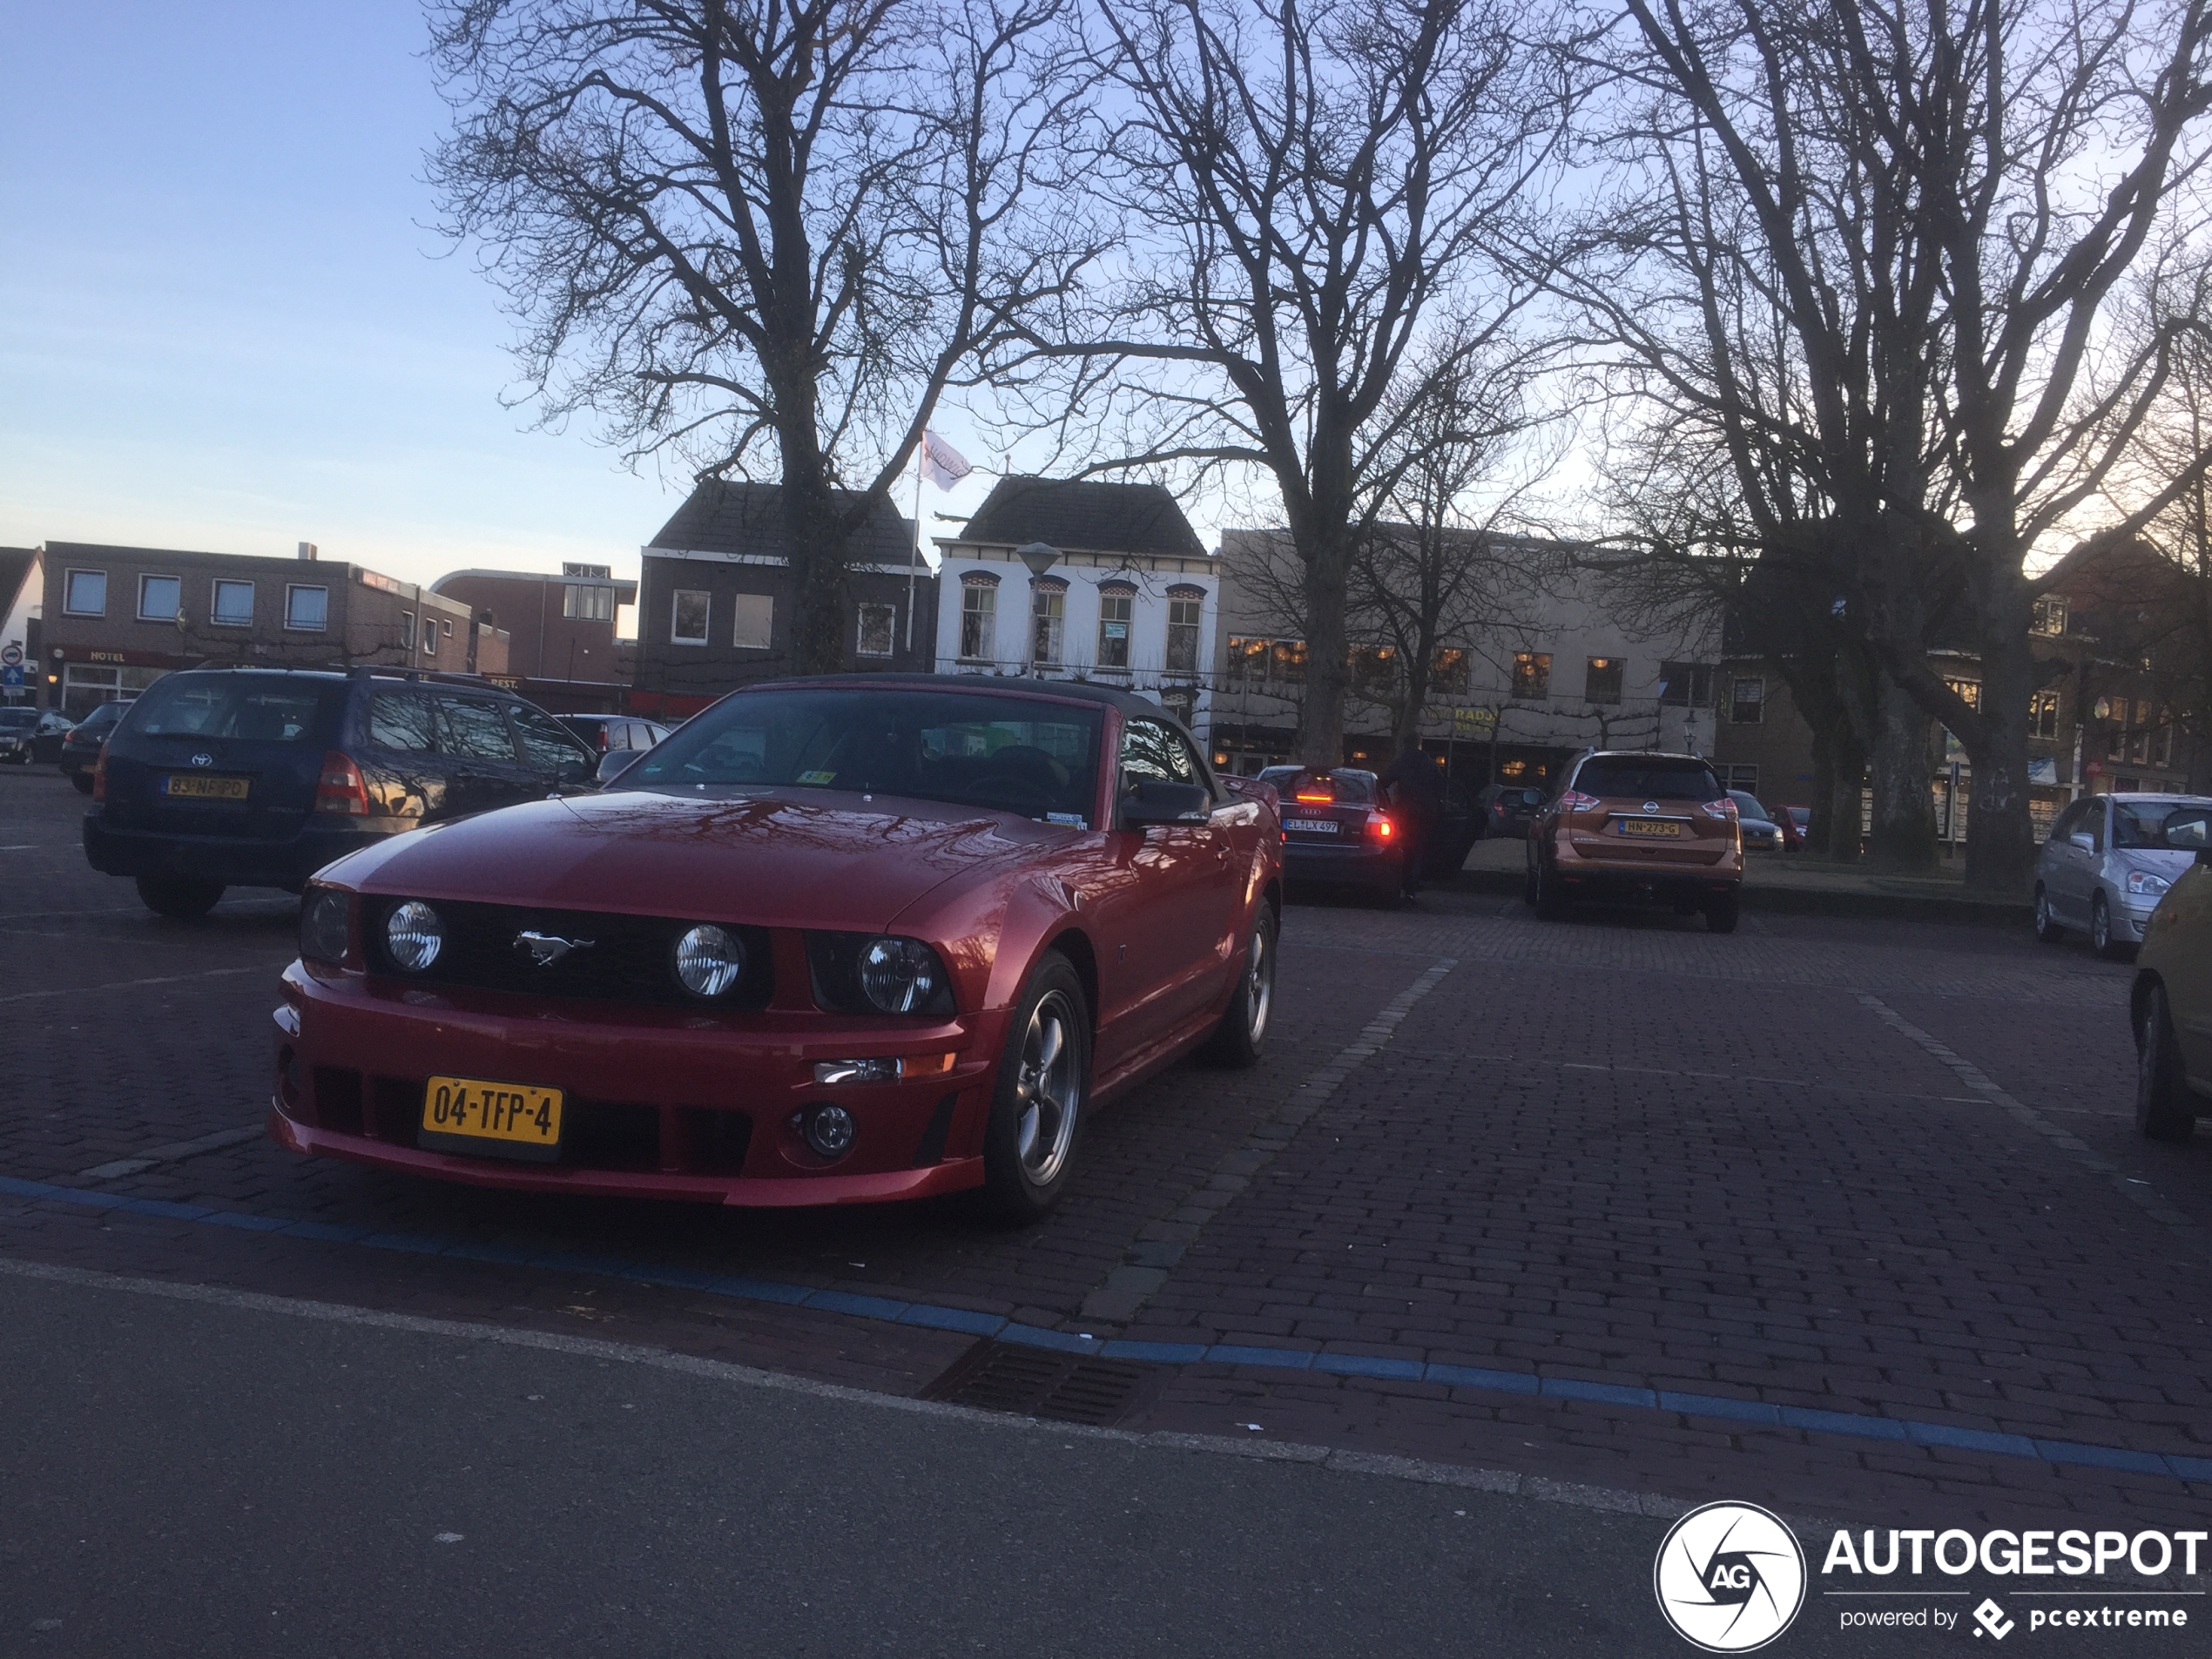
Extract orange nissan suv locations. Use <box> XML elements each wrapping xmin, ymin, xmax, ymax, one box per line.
<box><xmin>1524</xmin><ymin>751</ymin><xmax>1743</xmax><ymax>932</ymax></box>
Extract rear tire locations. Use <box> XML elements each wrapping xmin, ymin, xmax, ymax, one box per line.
<box><xmin>136</xmin><ymin>874</ymin><xmax>224</xmax><ymax>921</ymax></box>
<box><xmin>1704</xmin><ymin>891</ymin><xmax>1741</xmax><ymax>934</ymax></box>
<box><xmin>979</xmin><ymin>952</ymin><xmax>1090</xmax><ymax>1224</ymax></box>
<box><xmin>2135</xmin><ymin>981</ymin><xmax>2196</xmax><ymax>1143</ymax></box>
<box><xmin>1531</xmin><ymin>856</ymin><xmax>1568</xmax><ymax>921</ymax></box>
<box><xmin>1201</xmin><ymin>904</ymin><xmax>1277</xmax><ymax>1069</ymax></box>
<box><xmin>70</xmin><ymin>772</ymin><xmax>93</xmax><ymax>795</ymax></box>
<box><xmin>2033</xmin><ymin>884</ymin><xmax>2062</xmax><ymax>943</ymax></box>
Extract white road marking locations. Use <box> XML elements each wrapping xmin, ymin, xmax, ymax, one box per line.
<box><xmin>0</xmin><ymin>966</ymin><xmax>264</xmax><ymax>1004</ymax></box>
<box><xmin>79</xmin><ymin>1126</ymin><xmax>266</xmax><ymax>1182</ymax></box>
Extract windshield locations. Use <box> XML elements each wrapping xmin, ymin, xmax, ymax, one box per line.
<box><xmin>127</xmin><ymin>676</ymin><xmax>340</xmax><ymax>743</ymax></box>
<box><xmin>1730</xmin><ymin>791</ymin><xmax>1771</xmax><ymax>821</ymax></box>
<box><xmin>625</xmin><ymin>687</ymin><xmax>1104</xmax><ymax>826</ymax></box>
<box><xmin>0</xmin><ymin>710</ymin><xmax>36</xmax><ymax>731</ymax></box>
<box><xmin>1574</xmin><ymin>759</ymin><xmax>1724</xmax><ymax>801</ymax></box>
<box><xmin>2114</xmin><ymin>799</ymin><xmax>2212</xmax><ymax>849</ymax></box>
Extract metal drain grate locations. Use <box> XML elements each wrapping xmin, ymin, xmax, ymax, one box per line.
<box><xmin>921</xmin><ymin>1341</ymin><xmax>1159</xmax><ymax>1427</ymax></box>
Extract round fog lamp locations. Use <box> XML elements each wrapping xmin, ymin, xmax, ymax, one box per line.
<box><xmin>803</xmin><ymin>1104</ymin><xmax>855</xmax><ymax>1159</ymax></box>
<box><xmin>673</xmin><ymin>924</ymin><xmax>745</xmax><ymax>997</ymax></box>
<box><xmin>384</xmin><ymin>900</ymin><xmax>444</xmax><ymax>972</ymax></box>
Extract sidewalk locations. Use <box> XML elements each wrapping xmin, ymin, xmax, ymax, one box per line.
<box><xmin>1453</xmin><ymin>834</ymin><xmax>2032</xmax><ymax>925</ymax></box>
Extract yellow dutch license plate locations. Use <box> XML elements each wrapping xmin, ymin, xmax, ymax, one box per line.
<box><xmin>1619</xmin><ymin>819</ymin><xmax>1682</xmax><ymax>839</ymax></box>
<box><xmin>421</xmin><ymin>1076</ymin><xmax>563</xmax><ymax>1160</ymax></box>
<box><xmin>164</xmin><ymin>774</ymin><xmax>250</xmax><ymax>800</ymax></box>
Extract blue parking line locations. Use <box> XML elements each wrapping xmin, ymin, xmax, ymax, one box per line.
<box><xmin>3</xmin><ymin>1170</ymin><xmax>2208</xmax><ymax>1487</ymax></box>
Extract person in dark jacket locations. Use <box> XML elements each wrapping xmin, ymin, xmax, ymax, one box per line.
<box><xmin>1377</xmin><ymin>748</ymin><xmax>1444</xmax><ymax>899</ymax></box>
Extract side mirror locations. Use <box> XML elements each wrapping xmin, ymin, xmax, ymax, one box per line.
<box><xmin>597</xmin><ymin>749</ymin><xmax>644</xmax><ymax>787</ymax></box>
<box><xmin>2068</xmin><ymin>831</ymin><xmax>2095</xmax><ymax>852</ymax></box>
<box><xmin>1122</xmin><ymin>779</ymin><xmax>1211</xmax><ymax>829</ymax></box>
<box><xmin>2164</xmin><ymin>809</ymin><xmax>2212</xmax><ymax>864</ymax></box>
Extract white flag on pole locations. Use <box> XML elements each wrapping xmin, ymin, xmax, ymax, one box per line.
<box><xmin>919</xmin><ymin>428</ymin><xmax>973</xmax><ymax>489</ymax></box>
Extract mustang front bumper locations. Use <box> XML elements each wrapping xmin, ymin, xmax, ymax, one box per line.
<box><xmin>269</xmin><ymin>961</ymin><xmax>1006</xmax><ymax>1206</ymax></box>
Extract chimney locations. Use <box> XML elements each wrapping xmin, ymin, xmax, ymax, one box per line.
<box><xmin>298</xmin><ymin>541</ymin><xmax>318</xmax><ymax>561</ymax></box>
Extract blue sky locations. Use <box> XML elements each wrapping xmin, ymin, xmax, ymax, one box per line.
<box><xmin>0</xmin><ymin>3</ymin><xmax>1000</xmax><ymax>597</ymax></box>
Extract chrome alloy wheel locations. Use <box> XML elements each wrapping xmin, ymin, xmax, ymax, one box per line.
<box><xmin>1243</xmin><ymin>917</ymin><xmax>1274</xmax><ymax>1044</ymax></box>
<box><xmin>1014</xmin><ymin>989</ymin><xmax>1081</xmax><ymax>1184</ymax></box>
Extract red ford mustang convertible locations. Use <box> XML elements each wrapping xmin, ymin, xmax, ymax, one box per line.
<box><xmin>269</xmin><ymin>677</ymin><xmax>1282</xmax><ymax>1221</ymax></box>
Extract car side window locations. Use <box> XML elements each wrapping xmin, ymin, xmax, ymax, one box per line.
<box><xmin>1120</xmin><ymin>718</ymin><xmax>1197</xmax><ymax>794</ymax></box>
<box><xmin>2050</xmin><ymin>800</ymin><xmax>2083</xmax><ymax>845</ymax></box>
<box><xmin>437</xmin><ymin>696</ymin><xmax>519</xmax><ymax>762</ymax></box>
<box><xmin>367</xmin><ymin>691</ymin><xmax>440</xmax><ymax>753</ymax></box>
<box><xmin>2087</xmin><ymin>801</ymin><xmax>2107</xmax><ymax>853</ymax></box>
<box><xmin>510</xmin><ymin>705</ymin><xmax>591</xmax><ymax>771</ymax></box>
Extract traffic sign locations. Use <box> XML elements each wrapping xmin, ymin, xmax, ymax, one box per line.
<box><xmin>0</xmin><ymin>642</ymin><xmax>21</xmax><ymax>667</ymax></box>
<box><xmin>0</xmin><ymin>665</ymin><xmax>24</xmax><ymax>688</ymax></box>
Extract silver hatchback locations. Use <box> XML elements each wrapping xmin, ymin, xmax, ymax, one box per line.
<box><xmin>2034</xmin><ymin>792</ymin><xmax>2212</xmax><ymax>957</ymax></box>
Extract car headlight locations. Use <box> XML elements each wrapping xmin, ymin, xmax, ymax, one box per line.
<box><xmin>806</xmin><ymin>932</ymin><xmax>955</xmax><ymax>1016</ymax></box>
<box><xmin>300</xmin><ymin>887</ymin><xmax>351</xmax><ymax>965</ymax></box>
<box><xmin>384</xmin><ymin>900</ymin><xmax>445</xmax><ymax>972</ymax></box>
<box><xmin>2126</xmin><ymin>869</ymin><xmax>2172</xmax><ymax>900</ymax></box>
<box><xmin>672</xmin><ymin>924</ymin><xmax>745</xmax><ymax>997</ymax></box>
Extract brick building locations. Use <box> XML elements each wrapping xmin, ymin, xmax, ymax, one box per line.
<box><xmin>631</xmin><ymin>482</ymin><xmax>937</xmax><ymax>718</ymax></box>
<box><xmin>429</xmin><ymin>563</ymin><xmax>637</xmax><ymax>714</ymax></box>
<box><xmin>34</xmin><ymin>542</ymin><xmax>503</xmax><ymax>718</ymax></box>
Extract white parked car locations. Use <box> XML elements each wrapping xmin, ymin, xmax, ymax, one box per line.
<box><xmin>2034</xmin><ymin>792</ymin><xmax>2212</xmax><ymax>957</ymax></box>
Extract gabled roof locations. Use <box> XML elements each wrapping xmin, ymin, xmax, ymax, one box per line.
<box><xmin>0</xmin><ymin>548</ymin><xmax>37</xmax><ymax>616</ymax></box>
<box><xmin>955</xmin><ymin>478</ymin><xmax>1207</xmax><ymax>559</ymax></box>
<box><xmin>646</xmin><ymin>480</ymin><xmax>916</xmax><ymax>565</ymax></box>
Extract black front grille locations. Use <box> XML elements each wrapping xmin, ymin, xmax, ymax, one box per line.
<box><xmin>367</xmin><ymin>899</ymin><xmax>773</xmax><ymax>1009</ymax></box>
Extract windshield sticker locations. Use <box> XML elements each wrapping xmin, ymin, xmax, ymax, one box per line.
<box><xmin>1045</xmin><ymin>812</ymin><xmax>1086</xmax><ymax>827</ymax></box>
<box><xmin>796</xmin><ymin>770</ymin><xmax>837</xmax><ymax>786</ymax></box>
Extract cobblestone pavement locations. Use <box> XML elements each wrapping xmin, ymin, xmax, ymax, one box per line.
<box><xmin>8</xmin><ymin>766</ymin><xmax>2209</xmax><ymax>1533</ymax></box>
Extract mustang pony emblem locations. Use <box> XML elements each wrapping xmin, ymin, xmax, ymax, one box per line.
<box><xmin>515</xmin><ymin>931</ymin><xmax>594</xmax><ymax>967</ymax></box>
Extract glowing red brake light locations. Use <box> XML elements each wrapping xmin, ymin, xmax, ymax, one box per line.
<box><xmin>1366</xmin><ymin>810</ymin><xmax>1394</xmax><ymax>840</ymax></box>
<box><xmin>1294</xmin><ymin>789</ymin><xmax>1335</xmax><ymax>803</ymax></box>
<box><xmin>1560</xmin><ymin>791</ymin><xmax>1602</xmax><ymax>812</ymax></box>
<box><xmin>314</xmin><ymin>750</ymin><xmax>370</xmax><ymax>816</ymax></box>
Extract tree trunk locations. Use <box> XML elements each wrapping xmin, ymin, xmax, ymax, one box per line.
<box><xmin>1299</xmin><ymin>529</ymin><xmax>1354</xmax><ymax>768</ymax></box>
<box><xmin>1865</xmin><ymin>676</ymin><xmax>1937</xmax><ymax>871</ymax></box>
<box><xmin>1960</xmin><ymin>584</ymin><xmax>2040</xmax><ymax>895</ymax></box>
<box><xmin>1823</xmin><ymin>738</ymin><xmax>1867</xmax><ymax>863</ymax></box>
<box><xmin>780</xmin><ymin>463</ymin><xmax>851</xmax><ymax>678</ymax></box>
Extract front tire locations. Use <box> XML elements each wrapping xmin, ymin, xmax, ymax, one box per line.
<box><xmin>136</xmin><ymin>874</ymin><xmax>224</xmax><ymax>920</ymax></box>
<box><xmin>2092</xmin><ymin>893</ymin><xmax>2128</xmax><ymax>960</ymax></box>
<box><xmin>1201</xmin><ymin>904</ymin><xmax>1278</xmax><ymax>1069</ymax></box>
<box><xmin>2033</xmin><ymin>884</ymin><xmax>2063</xmax><ymax>943</ymax></box>
<box><xmin>980</xmin><ymin>953</ymin><xmax>1090</xmax><ymax>1224</ymax></box>
<box><xmin>2135</xmin><ymin>981</ymin><xmax>2196</xmax><ymax>1143</ymax></box>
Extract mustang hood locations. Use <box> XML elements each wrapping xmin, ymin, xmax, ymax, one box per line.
<box><xmin>322</xmin><ymin>790</ymin><xmax>1048</xmax><ymax>933</ymax></box>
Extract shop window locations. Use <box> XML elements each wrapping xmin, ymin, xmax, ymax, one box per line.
<box><xmin>2029</xmin><ymin>690</ymin><xmax>2060</xmax><ymax>739</ymax></box>
<box><xmin>2031</xmin><ymin>595</ymin><xmax>2068</xmax><ymax>637</ymax></box>
<box><xmin>1583</xmin><ymin>656</ymin><xmax>1623</xmax><ymax>704</ymax></box>
<box><xmin>1511</xmin><ymin>651</ymin><xmax>1551</xmax><ymax>700</ymax></box>
<box><xmin>1224</xmin><ymin>636</ymin><xmax>1268</xmax><ymax>685</ymax></box>
<box><xmin>1943</xmin><ymin>675</ymin><xmax>1981</xmax><ymax>711</ymax></box>
<box><xmin>1431</xmin><ymin>648</ymin><xmax>1468</xmax><ymax>692</ymax></box>
<box><xmin>1351</xmin><ymin>645</ymin><xmax>1396</xmax><ymax>692</ymax></box>
<box><xmin>1729</xmin><ymin>676</ymin><xmax>1764</xmax><ymax>724</ymax></box>
<box><xmin>1271</xmin><ymin>638</ymin><xmax>1307</xmax><ymax>683</ymax></box>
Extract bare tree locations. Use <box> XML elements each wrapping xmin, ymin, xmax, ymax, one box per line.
<box><xmin>1009</xmin><ymin>0</ymin><xmax>1570</xmax><ymax>766</ymax></box>
<box><xmin>428</xmin><ymin>0</ymin><xmax>1101</xmax><ymax>672</ymax></box>
<box><xmin>1560</xmin><ymin>0</ymin><xmax>2212</xmax><ymax>892</ymax></box>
